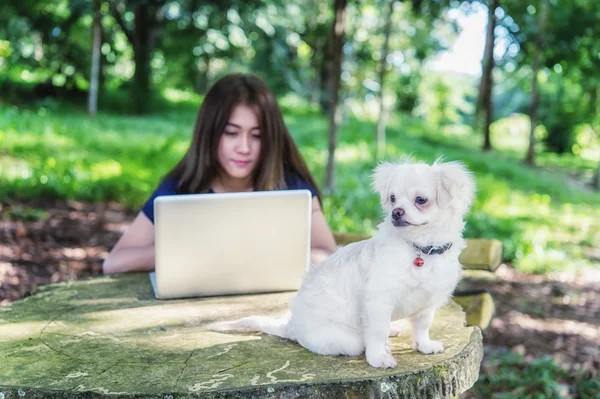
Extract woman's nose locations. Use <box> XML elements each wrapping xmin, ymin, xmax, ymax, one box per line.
<box><xmin>236</xmin><ymin>134</ymin><xmax>250</xmax><ymax>153</ymax></box>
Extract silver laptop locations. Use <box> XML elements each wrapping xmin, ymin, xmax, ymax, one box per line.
<box><xmin>149</xmin><ymin>189</ymin><xmax>312</xmax><ymax>299</ymax></box>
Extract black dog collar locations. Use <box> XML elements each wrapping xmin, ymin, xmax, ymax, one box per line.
<box><xmin>413</xmin><ymin>243</ymin><xmax>453</xmax><ymax>256</ymax></box>
<box><xmin>411</xmin><ymin>243</ymin><xmax>453</xmax><ymax>267</ymax></box>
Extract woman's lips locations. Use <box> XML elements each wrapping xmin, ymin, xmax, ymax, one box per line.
<box><xmin>233</xmin><ymin>160</ymin><xmax>251</xmax><ymax>167</ymax></box>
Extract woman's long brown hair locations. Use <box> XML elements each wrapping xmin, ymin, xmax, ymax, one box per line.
<box><xmin>164</xmin><ymin>73</ymin><xmax>322</xmax><ymax>202</ymax></box>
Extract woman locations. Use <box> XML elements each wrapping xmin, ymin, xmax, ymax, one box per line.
<box><xmin>103</xmin><ymin>73</ymin><xmax>337</xmax><ymax>274</ymax></box>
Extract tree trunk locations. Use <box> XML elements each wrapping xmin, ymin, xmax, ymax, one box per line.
<box><xmin>110</xmin><ymin>1</ymin><xmax>162</xmax><ymax>114</ymax></box>
<box><xmin>132</xmin><ymin>4</ymin><xmax>152</xmax><ymax>114</ymax></box>
<box><xmin>194</xmin><ymin>53</ymin><xmax>210</xmax><ymax>94</ymax></box>
<box><xmin>88</xmin><ymin>0</ymin><xmax>102</xmax><ymax>117</ymax></box>
<box><xmin>311</xmin><ymin>60</ymin><xmax>321</xmax><ymax>105</ymax></box>
<box><xmin>308</xmin><ymin>34</ymin><xmax>329</xmax><ymax>106</ymax></box>
<box><xmin>477</xmin><ymin>0</ymin><xmax>498</xmax><ymax>152</ymax></box>
<box><xmin>318</xmin><ymin>36</ymin><xmax>331</xmax><ymax>114</ymax></box>
<box><xmin>324</xmin><ymin>0</ymin><xmax>347</xmax><ymax>194</ymax></box>
<box><xmin>595</xmin><ymin>86</ymin><xmax>600</xmax><ymax>190</ymax></box>
<box><xmin>526</xmin><ymin>0</ymin><xmax>548</xmax><ymax>166</ymax></box>
<box><xmin>375</xmin><ymin>0</ymin><xmax>395</xmax><ymax>160</ymax></box>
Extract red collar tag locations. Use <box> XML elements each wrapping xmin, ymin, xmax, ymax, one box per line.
<box><xmin>413</xmin><ymin>256</ymin><xmax>424</xmax><ymax>267</ymax></box>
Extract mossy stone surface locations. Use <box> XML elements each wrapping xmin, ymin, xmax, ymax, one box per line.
<box><xmin>1</xmin><ymin>274</ymin><xmax>482</xmax><ymax>398</ymax></box>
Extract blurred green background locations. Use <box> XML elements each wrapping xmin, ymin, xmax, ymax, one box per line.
<box><xmin>1</xmin><ymin>0</ymin><xmax>599</xmax><ymax>397</ymax></box>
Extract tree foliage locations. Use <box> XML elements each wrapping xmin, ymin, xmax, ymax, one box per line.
<box><xmin>0</xmin><ymin>0</ymin><xmax>599</xmax><ymax>182</ymax></box>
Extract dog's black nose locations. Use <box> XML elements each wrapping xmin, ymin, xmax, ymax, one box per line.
<box><xmin>392</xmin><ymin>208</ymin><xmax>405</xmax><ymax>219</ymax></box>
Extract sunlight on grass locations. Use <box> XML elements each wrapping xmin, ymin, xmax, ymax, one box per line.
<box><xmin>279</xmin><ymin>93</ymin><xmax>321</xmax><ymax>115</ymax></box>
<box><xmin>490</xmin><ymin>113</ymin><xmax>537</xmax><ymax>153</ymax></box>
<box><xmin>0</xmin><ymin>155</ymin><xmax>31</xmax><ymax>179</ymax></box>
<box><xmin>1</xmin><ymin>127</ymin><xmax>75</xmax><ymax>153</ymax></box>
<box><xmin>1</xmin><ymin>102</ymin><xmax>599</xmax><ymax>274</ymax></box>
<box><xmin>301</xmin><ymin>148</ymin><xmax>327</xmax><ymax>170</ymax></box>
<box><xmin>335</xmin><ymin>142</ymin><xmax>375</xmax><ymax>164</ymax></box>
<box><xmin>91</xmin><ymin>160</ymin><xmax>123</xmax><ymax>180</ymax></box>
<box><xmin>478</xmin><ymin>180</ymin><xmax>553</xmax><ymax>219</ymax></box>
<box><xmin>162</xmin><ymin>88</ymin><xmax>202</xmax><ymax>104</ymax></box>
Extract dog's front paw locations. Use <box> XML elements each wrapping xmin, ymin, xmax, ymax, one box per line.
<box><xmin>366</xmin><ymin>351</ymin><xmax>397</xmax><ymax>369</ymax></box>
<box><xmin>412</xmin><ymin>340</ymin><xmax>444</xmax><ymax>354</ymax></box>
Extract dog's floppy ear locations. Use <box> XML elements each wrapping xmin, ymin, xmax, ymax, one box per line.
<box><xmin>372</xmin><ymin>162</ymin><xmax>397</xmax><ymax>204</ymax></box>
<box><xmin>434</xmin><ymin>160</ymin><xmax>476</xmax><ymax>215</ymax></box>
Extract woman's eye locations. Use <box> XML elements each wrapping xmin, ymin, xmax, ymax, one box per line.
<box><xmin>223</xmin><ymin>131</ymin><xmax>237</xmax><ymax>136</ymax></box>
<box><xmin>252</xmin><ymin>134</ymin><xmax>261</xmax><ymax>139</ymax></box>
<box><xmin>390</xmin><ymin>194</ymin><xmax>396</xmax><ymax>204</ymax></box>
<box><xmin>415</xmin><ymin>196</ymin><xmax>428</xmax><ymax>205</ymax></box>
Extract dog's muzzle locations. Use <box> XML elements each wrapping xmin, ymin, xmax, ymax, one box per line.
<box><xmin>391</xmin><ymin>208</ymin><xmax>411</xmax><ymax>227</ymax></box>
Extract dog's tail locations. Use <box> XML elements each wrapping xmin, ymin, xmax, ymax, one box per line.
<box><xmin>206</xmin><ymin>313</ymin><xmax>291</xmax><ymax>340</ymax></box>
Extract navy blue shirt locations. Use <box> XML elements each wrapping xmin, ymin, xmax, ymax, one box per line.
<box><xmin>142</xmin><ymin>175</ymin><xmax>318</xmax><ymax>224</ymax></box>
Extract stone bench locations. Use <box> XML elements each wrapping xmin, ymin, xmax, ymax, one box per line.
<box><xmin>1</xmin><ymin>273</ymin><xmax>483</xmax><ymax>398</ymax></box>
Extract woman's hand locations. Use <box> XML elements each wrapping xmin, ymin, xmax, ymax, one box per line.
<box><xmin>309</xmin><ymin>197</ymin><xmax>337</xmax><ymax>264</ymax></box>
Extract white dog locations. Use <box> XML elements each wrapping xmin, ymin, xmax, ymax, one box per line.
<box><xmin>208</xmin><ymin>159</ymin><xmax>476</xmax><ymax>369</ymax></box>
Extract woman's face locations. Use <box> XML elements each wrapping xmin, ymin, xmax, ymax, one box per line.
<box><xmin>217</xmin><ymin>104</ymin><xmax>262</xmax><ymax>185</ymax></box>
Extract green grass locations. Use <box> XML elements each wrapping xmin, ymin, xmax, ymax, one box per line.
<box><xmin>1</xmin><ymin>90</ymin><xmax>599</xmax><ymax>274</ymax></box>
<box><xmin>469</xmin><ymin>350</ymin><xmax>600</xmax><ymax>399</ymax></box>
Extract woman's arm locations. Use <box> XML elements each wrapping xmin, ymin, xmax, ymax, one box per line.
<box><xmin>102</xmin><ymin>212</ymin><xmax>156</xmax><ymax>274</ymax></box>
<box><xmin>310</xmin><ymin>197</ymin><xmax>337</xmax><ymax>264</ymax></box>
<box><xmin>103</xmin><ymin>198</ymin><xmax>336</xmax><ymax>272</ymax></box>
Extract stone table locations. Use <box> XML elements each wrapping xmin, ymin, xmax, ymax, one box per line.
<box><xmin>0</xmin><ymin>274</ymin><xmax>483</xmax><ymax>398</ymax></box>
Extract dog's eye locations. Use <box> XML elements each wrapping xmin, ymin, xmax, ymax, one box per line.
<box><xmin>390</xmin><ymin>194</ymin><xmax>396</xmax><ymax>204</ymax></box>
<box><xmin>415</xmin><ymin>196</ymin><xmax>428</xmax><ymax>205</ymax></box>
